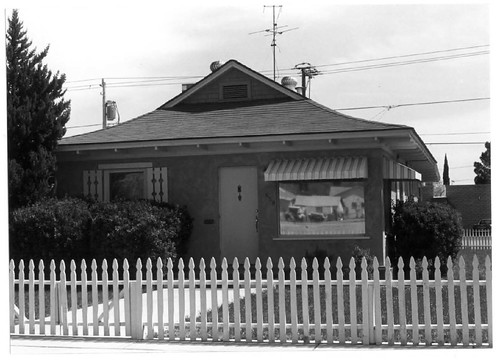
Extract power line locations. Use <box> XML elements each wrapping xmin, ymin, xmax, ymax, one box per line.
<box><xmin>63</xmin><ymin>44</ymin><xmax>489</xmax><ymax>90</ymax></box>
<box><xmin>426</xmin><ymin>142</ymin><xmax>486</xmax><ymax>145</ymax></box>
<box><xmin>314</xmin><ymin>44</ymin><xmax>489</xmax><ymax>69</ymax></box>
<box><xmin>66</xmin><ymin>123</ymin><xmax>101</xmax><ymax>129</ymax></box>
<box><xmin>335</xmin><ymin>97</ymin><xmax>489</xmax><ymax>111</ymax></box>
<box><xmin>318</xmin><ymin>51</ymin><xmax>488</xmax><ymax>76</ymax></box>
<box><xmin>420</xmin><ymin>131</ymin><xmax>490</xmax><ymax>136</ymax></box>
<box><xmin>65</xmin><ymin>78</ymin><xmax>102</xmax><ymax>84</ymax></box>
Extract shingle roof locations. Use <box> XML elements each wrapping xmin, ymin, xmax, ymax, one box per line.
<box><xmin>59</xmin><ymin>98</ymin><xmax>409</xmax><ymax>146</ymax></box>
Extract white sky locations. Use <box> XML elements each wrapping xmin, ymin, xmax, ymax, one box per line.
<box><xmin>2</xmin><ymin>0</ymin><xmax>494</xmax><ymax>185</ymax></box>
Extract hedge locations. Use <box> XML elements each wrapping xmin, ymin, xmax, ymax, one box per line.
<box><xmin>9</xmin><ymin>198</ymin><xmax>193</xmax><ymax>266</ymax></box>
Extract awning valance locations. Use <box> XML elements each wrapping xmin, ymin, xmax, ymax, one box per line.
<box><xmin>264</xmin><ymin>157</ymin><xmax>368</xmax><ymax>181</ymax></box>
<box><xmin>383</xmin><ymin>158</ymin><xmax>421</xmax><ymax>181</ymax></box>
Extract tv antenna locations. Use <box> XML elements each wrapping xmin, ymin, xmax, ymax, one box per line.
<box><xmin>249</xmin><ymin>5</ymin><xmax>298</xmax><ymax>81</ymax></box>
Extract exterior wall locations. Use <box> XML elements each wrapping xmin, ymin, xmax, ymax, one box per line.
<box><xmin>56</xmin><ymin>148</ymin><xmax>387</xmax><ymax>265</ymax></box>
<box><xmin>421</xmin><ymin>184</ymin><xmax>491</xmax><ymax>228</ymax></box>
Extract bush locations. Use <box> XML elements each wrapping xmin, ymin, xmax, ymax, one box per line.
<box><xmin>388</xmin><ymin>200</ymin><xmax>463</xmax><ymax>273</ymax></box>
<box><xmin>350</xmin><ymin>245</ymin><xmax>374</xmax><ymax>278</ymax></box>
<box><xmin>88</xmin><ymin>201</ymin><xmax>189</xmax><ymax>265</ymax></box>
<box><xmin>9</xmin><ymin>197</ymin><xmax>91</xmax><ymax>263</ymax></box>
<box><xmin>9</xmin><ymin>198</ymin><xmax>193</xmax><ymax>268</ymax></box>
<box><xmin>149</xmin><ymin>202</ymin><xmax>193</xmax><ymax>258</ymax></box>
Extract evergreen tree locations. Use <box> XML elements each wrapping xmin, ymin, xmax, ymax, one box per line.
<box><xmin>474</xmin><ymin>141</ymin><xmax>491</xmax><ymax>184</ymax></box>
<box><xmin>6</xmin><ymin>10</ymin><xmax>70</xmax><ymax>209</ymax></box>
<box><xmin>443</xmin><ymin>154</ymin><xmax>450</xmax><ymax>186</ymax></box>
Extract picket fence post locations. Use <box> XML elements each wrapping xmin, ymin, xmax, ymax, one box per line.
<box><xmin>130</xmin><ymin>259</ymin><xmax>143</xmax><ymax>340</ymax></box>
<box><xmin>485</xmin><ymin>256</ymin><xmax>492</xmax><ymax>347</ymax></box>
<box><xmin>9</xmin><ymin>260</ymin><xmax>15</xmax><ymax>334</ymax></box>
<box><xmin>156</xmin><ymin>258</ymin><xmax>164</xmax><ymax>340</ymax></box>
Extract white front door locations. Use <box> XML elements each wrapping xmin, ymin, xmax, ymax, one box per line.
<box><xmin>219</xmin><ymin>166</ymin><xmax>259</xmax><ymax>262</ymax></box>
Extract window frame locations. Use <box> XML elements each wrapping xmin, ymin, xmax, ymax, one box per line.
<box><xmin>104</xmin><ymin>168</ymin><xmax>148</xmax><ymax>202</ymax></box>
<box><xmin>276</xmin><ymin>179</ymin><xmax>367</xmax><ymax>238</ymax></box>
<box><xmin>99</xmin><ymin>162</ymin><xmax>153</xmax><ymax>202</ymax></box>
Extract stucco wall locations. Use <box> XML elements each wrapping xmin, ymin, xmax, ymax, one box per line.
<box><xmin>56</xmin><ymin>148</ymin><xmax>387</xmax><ymax>265</ymax></box>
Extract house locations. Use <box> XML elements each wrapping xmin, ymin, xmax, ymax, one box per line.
<box><xmin>55</xmin><ymin>59</ymin><xmax>439</xmax><ymax>265</ymax></box>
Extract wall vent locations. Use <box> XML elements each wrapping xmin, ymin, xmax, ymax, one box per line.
<box><xmin>222</xmin><ymin>84</ymin><xmax>248</xmax><ymax>100</ymax></box>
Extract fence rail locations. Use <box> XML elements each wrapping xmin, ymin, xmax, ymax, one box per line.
<box><xmin>10</xmin><ymin>255</ymin><xmax>492</xmax><ymax>347</ymax></box>
<box><xmin>462</xmin><ymin>229</ymin><xmax>491</xmax><ymax>249</ymax></box>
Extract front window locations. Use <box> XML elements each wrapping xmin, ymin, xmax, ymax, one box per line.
<box><xmin>279</xmin><ymin>180</ymin><xmax>365</xmax><ymax>236</ymax></box>
<box><xmin>109</xmin><ymin>171</ymin><xmax>146</xmax><ymax>201</ymax></box>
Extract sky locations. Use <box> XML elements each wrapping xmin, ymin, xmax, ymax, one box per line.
<box><xmin>2</xmin><ymin>0</ymin><xmax>493</xmax><ymax>185</ymax></box>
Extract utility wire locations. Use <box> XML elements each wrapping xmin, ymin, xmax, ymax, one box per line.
<box><xmin>426</xmin><ymin>142</ymin><xmax>487</xmax><ymax>145</ymax></box>
<box><xmin>420</xmin><ymin>131</ymin><xmax>490</xmax><ymax>136</ymax></box>
<box><xmin>66</xmin><ymin>123</ymin><xmax>101</xmax><ymax>129</ymax></box>
<box><xmin>319</xmin><ymin>51</ymin><xmax>488</xmax><ymax>75</ymax></box>
<box><xmin>314</xmin><ymin>44</ymin><xmax>489</xmax><ymax>69</ymax></box>
<box><xmin>335</xmin><ymin>97</ymin><xmax>489</xmax><ymax>111</ymax></box>
<box><xmin>64</xmin><ymin>44</ymin><xmax>489</xmax><ymax>89</ymax></box>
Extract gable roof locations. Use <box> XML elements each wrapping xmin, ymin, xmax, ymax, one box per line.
<box><xmin>160</xmin><ymin>59</ymin><xmax>304</xmax><ymax>108</ymax></box>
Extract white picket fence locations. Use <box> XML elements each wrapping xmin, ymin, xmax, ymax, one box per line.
<box><xmin>10</xmin><ymin>255</ymin><xmax>492</xmax><ymax>347</ymax></box>
<box><xmin>462</xmin><ymin>229</ymin><xmax>492</xmax><ymax>250</ymax></box>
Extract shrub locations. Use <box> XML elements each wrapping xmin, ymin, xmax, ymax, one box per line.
<box><xmin>389</xmin><ymin>200</ymin><xmax>463</xmax><ymax>273</ymax></box>
<box><xmin>9</xmin><ymin>197</ymin><xmax>91</xmax><ymax>262</ymax></box>
<box><xmin>350</xmin><ymin>245</ymin><xmax>374</xmax><ymax>278</ymax></box>
<box><xmin>88</xmin><ymin>201</ymin><xmax>191</xmax><ymax>265</ymax></box>
<box><xmin>149</xmin><ymin>202</ymin><xmax>193</xmax><ymax>258</ymax></box>
<box><xmin>9</xmin><ymin>198</ymin><xmax>193</xmax><ymax>269</ymax></box>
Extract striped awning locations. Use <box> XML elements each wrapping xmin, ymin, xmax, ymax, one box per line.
<box><xmin>383</xmin><ymin>158</ymin><xmax>421</xmax><ymax>180</ymax></box>
<box><xmin>264</xmin><ymin>157</ymin><xmax>368</xmax><ymax>181</ymax></box>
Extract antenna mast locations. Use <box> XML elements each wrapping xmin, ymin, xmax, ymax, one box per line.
<box><xmin>101</xmin><ymin>78</ymin><xmax>106</xmax><ymax>129</ymax></box>
<box><xmin>249</xmin><ymin>5</ymin><xmax>298</xmax><ymax>81</ymax></box>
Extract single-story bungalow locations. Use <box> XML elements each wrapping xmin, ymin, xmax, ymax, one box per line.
<box><xmin>55</xmin><ymin>59</ymin><xmax>439</xmax><ymax>265</ymax></box>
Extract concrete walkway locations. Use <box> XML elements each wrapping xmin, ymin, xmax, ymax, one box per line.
<box><xmin>9</xmin><ymin>335</ymin><xmax>342</xmax><ymax>354</ymax></box>
<box><xmin>13</xmin><ymin>287</ymin><xmax>253</xmax><ymax>337</ymax></box>
<box><xmin>66</xmin><ymin>287</ymin><xmax>239</xmax><ymax>325</ymax></box>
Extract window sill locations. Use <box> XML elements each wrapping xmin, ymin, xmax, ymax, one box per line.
<box><xmin>273</xmin><ymin>235</ymin><xmax>370</xmax><ymax>241</ymax></box>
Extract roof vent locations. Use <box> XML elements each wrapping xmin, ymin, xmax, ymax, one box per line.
<box><xmin>281</xmin><ymin>76</ymin><xmax>298</xmax><ymax>91</ymax></box>
<box><xmin>222</xmin><ymin>84</ymin><xmax>248</xmax><ymax>100</ymax></box>
<box><xmin>210</xmin><ymin>60</ymin><xmax>224</xmax><ymax>72</ymax></box>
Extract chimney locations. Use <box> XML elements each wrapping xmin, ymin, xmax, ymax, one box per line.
<box><xmin>182</xmin><ymin>83</ymin><xmax>195</xmax><ymax>92</ymax></box>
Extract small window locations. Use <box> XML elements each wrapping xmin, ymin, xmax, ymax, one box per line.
<box><xmin>222</xmin><ymin>84</ymin><xmax>248</xmax><ymax>100</ymax></box>
<box><xmin>84</xmin><ymin>163</ymin><xmax>168</xmax><ymax>203</ymax></box>
<box><xmin>279</xmin><ymin>181</ymin><xmax>366</xmax><ymax>236</ymax></box>
<box><xmin>109</xmin><ymin>171</ymin><xmax>146</xmax><ymax>201</ymax></box>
